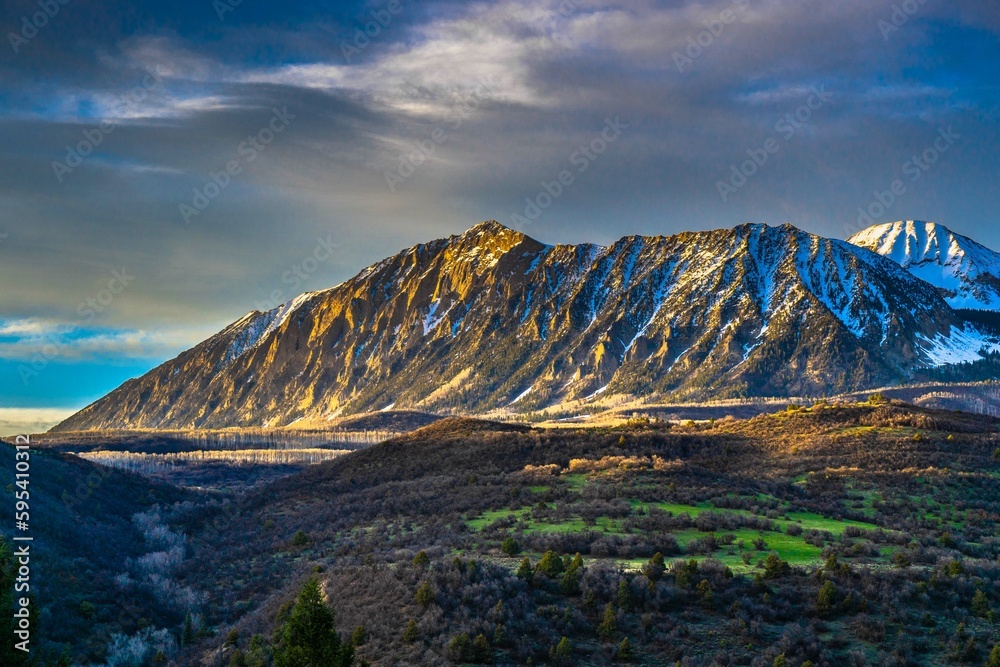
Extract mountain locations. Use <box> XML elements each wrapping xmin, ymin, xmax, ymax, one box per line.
<box><xmin>54</xmin><ymin>221</ymin><xmax>1000</xmax><ymax>431</ymax></box>
<box><xmin>848</xmin><ymin>220</ymin><xmax>1000</xmax><ymax>311</ymax></box>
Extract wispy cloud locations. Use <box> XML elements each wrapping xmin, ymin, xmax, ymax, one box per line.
<box><xmin>0</xmin><ymin>319</ymin><xmax>214</xmax><ymax>362</ymax></box>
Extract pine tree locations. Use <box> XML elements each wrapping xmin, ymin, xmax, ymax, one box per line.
<box><xmin>403</xmin><ymin>619</ymin><xmax>418</xmax><ymax>643</ymax></box>
<box><xmin>642</xmin><ymin>552</ymin><xmax>665</xmax><ymax>581</ymax></box>
<box><xmin>473</xmin><ymin>634</ymin><xmax>491</xmax><ymax>662</ymax></box>
<box><xmin>273</xmin><ymin>578</ymin><xmax>353</xmax><ymax>667</ymax></box>
<box><xmin>560</xmin><ymin>554</ymin><xmax>583</xmax><ymax>595</ymax></box>
<box><xmin>618</xmin><ymin>637</ymin><xmax>632</xmax><ymax>661</ymax></box>
<box><xmin>553</xmin><ymin>636</ymin><xmax>572</xmax><ymax>661</ymax></box>
<box><xmin>183</xmin><ymin>612</ymin><xmax>195</xmax><ymax>647</ymax></box>
<box><xmin>516</xmin><ymin>557</ymin><xmax>534</xmax><ymax>583</ymax></box>
<box><xmin>616</xmin><ymin>579</ymin><xmax>632</xmax><ymax>611</ymax></box>
<box><xmin>972</xmin><ymin>590</ymin><xmax>991</xmax><ymax>618</ymax></box>
<box><xmin>415</xmin><ymin>580</ymin><xmax>435</xmax><ymax>608</ymax></box>
<box><xmin>817</xmin><ymin>580</ymin><xmax>837</xmax><ymax>616</ymax></box>
<box><xmin>987</xmin><ymin>645</ymin><xmax>1000</xmax><ymax>667</ymax></box>
<box><xmin>597</xmin><ymin>603</ymin><xmax>617</xmax><ymax>641</ymax></box>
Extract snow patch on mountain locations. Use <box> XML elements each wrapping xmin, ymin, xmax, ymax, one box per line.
<box><xmin>917</xmin><ymin>326</ymin><xmax>1000</xmax><ymax>366</ymax></box>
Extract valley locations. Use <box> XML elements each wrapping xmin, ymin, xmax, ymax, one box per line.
<box><xmin>6</xmin><ymin>399</ymin><xmax>1000</xmax><ymax>665</ymax></box>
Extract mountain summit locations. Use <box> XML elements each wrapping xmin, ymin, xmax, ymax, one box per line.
<box><xmin>54</xmin><ymin>221</ymin><xmax>1000</xmax><ymax>431</ymax></box>
<box><xmin>848</xmin><ymin>220</ymin><xmax>1000</xmax><ymax>310</ymax></box>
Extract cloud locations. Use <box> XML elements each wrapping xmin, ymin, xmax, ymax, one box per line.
<box><xmin>0</xmin><ymin>408</ymin><xmax>75</xmax><ymax>437</ymax></box>
<box><xmin>0</xmin><ymin>320</ymin><xmax>214</xmax><ymax>362</ymax></box>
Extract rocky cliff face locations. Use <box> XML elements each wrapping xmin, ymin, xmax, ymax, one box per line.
<box><xmin>54</xmin><ymin>221</ymin><xmax>999</xmax><ymax>431</ymax></box>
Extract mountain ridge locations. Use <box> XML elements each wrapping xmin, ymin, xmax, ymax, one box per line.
<box><xmin>54</xmin><ymin>220</ymin><xmax>1000</xmax><ymax>431</ymax></box>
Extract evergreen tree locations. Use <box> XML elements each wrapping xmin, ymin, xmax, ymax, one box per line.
<box><xmin>972</xmin><ymin>590</ymin><xmax>991</xmax><ymax>618</ymax></box>
<box><xmin>597</xmin><ymin>603</ymin><xmax>617</xmax><ymax>641</ymax></box>
<box><xmin>500</xmin><ymin>538</ymin><xmax>520</xmax><ymax>556</ymax></box>
<box><xmin>616</xmin><ymin>579</ymin><xmax>632</xmax><ymax>611</ymax></box>
<box><xmin>817</xmin><ymin>580</ymin><xmax>838</xmax><ymax>616</ymax></box>
<box><xmin>642</xmin><ymin>552</ymin><xmax>665</xmax><ymax>581</ymax></box>
<box><xmin>273</xmin><ymin>579</ymin><xmax>353</xmax><ymax>667</ymax></box>
<box><xmin>472</xmin><ymin>634</ymin><xmax>491</xmax><ymax>662</ymax></box>
<box><xmin>552</xmin><ymin>637</ymin><xmax>572</xmax><ymax>663</ymax></box>
<box><xmin>537</xmin><ymin>551</ymin><xmax>565</xmax><ymax>577</ymax></box>
<box><xmin>183</xmin><ymin>612</ymin><xmax>195</xmax><ymax>647</ymax></box>
<box><xmin>415</xmin><ymin>581</ymin><xmax>435</xmax><ymax>608</ymax></box>
<box><xmin>618</xmin><ymin>637</ymin><xmax>632</xmax><ymax>661</ymax></box>
<box><xmin>560</xmin><ymin>554</ymin><xmax>583</xmax><ymax>595</ymax></box>
<box><xmin>403</xmin><ymin>619</ymin><xmax>418</xmax><ymax>643</ymax></box>
<box><xmin>516</xmin><ymin>557</ymin><xmax>534</xmax><ymax>583</ymax></box>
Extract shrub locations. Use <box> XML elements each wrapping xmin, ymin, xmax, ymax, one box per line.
<box><xmin>500</xmin><ymin>538</ymin><xmax>521</xmax><ymax>556</ymax></box>
<box><xmin>537</xmin><ymin>551</ymin><xmax>565</xmax><ymax>577</ymax></box>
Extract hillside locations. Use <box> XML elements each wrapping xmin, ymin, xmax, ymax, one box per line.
<box><xmin>0</xmin><ymin>441</ymin><xmax>197</xmax><ymax>664</ymax></box>
<box><xmin>55</xmin><ymin>221</ymin><xmax>1000</xmax><ymax>431</ymax></box>
<box><xmin>156</xmin><ymin>401</ymin><xmax>1000</xmax><ymax>666</ymax></box>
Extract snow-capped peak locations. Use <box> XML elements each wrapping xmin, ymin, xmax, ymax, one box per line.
<box><xmin>848</xmin><ymin>220</ymin><xmax>1000</xmax><ymax>311</ymax></box>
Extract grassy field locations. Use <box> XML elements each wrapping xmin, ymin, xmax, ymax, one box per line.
<box><xmin>468</xmin><ymin>491</ymin><xmax>884</xmax><ymax>573</ymax></box>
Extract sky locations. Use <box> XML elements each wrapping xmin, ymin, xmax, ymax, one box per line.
<box><xmin>0</xmin><ymin>0</ymin><xmax>998</xmax><ymax>433</ymax></box>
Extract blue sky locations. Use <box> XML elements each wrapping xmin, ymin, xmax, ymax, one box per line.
<box><xmin>0</xmin><ymin>0</ymin><xmax>999</xmax><ymax>432</ymax></box>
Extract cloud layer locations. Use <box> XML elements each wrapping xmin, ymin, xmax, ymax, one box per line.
<box><xmin>1</xmin><ymin>0</ymin><xmax>998</xmax><ymax>408</ymax></box>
